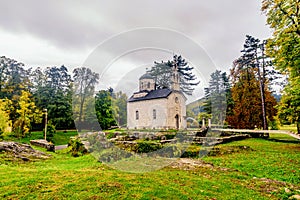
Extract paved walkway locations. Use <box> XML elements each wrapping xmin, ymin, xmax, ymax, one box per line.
<box><xmin>287</xmin><ymin>132</ymin><xmax>300</xmax><ymax>140</ymax></box>
<box><xmin>213</xmin><ymin>129</ymin><xmax>300</xmax><ymax>140</ymax></box>
<box><xmin>55</xmin><ymin>144</ymin><xmax>68</xmax><ymax>151</ymax></box>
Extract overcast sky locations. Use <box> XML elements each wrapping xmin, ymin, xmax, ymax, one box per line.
<box><xmin>0</xmin><ymin>0</ymin><xmax>272</xmax><ymax>98</ymax></box>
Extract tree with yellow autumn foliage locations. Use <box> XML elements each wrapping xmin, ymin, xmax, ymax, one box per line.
<box><xmin>0</xmin><ymin>98</ymin><xmax>12</xmax><ymax>137</ymax></box>
<box><xmin>13</xmin><ymin>91</ymin><xmax>42</xmax><ymax>138</ymax></box>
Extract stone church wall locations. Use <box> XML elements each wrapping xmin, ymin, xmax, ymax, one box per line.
<box><xmin>127</xmin><ymin>98</ymin><xmax>169</xmax><ymax>129</ymax></box>
<box><xmin>167</xmin><ymin>92</ymin><xmax>187</xmax><ymax>129</ymax></box>
<box><xmin>127</xmin><ymin>92</ymin><xmax>187</xmax><ymax>129</ymax></box>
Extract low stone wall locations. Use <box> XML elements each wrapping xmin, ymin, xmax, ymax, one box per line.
<box><xmin>30</xmin><ymin>140</ymin><xmax>55</xmax><ymax>152</ymax></box>
<box><xmin>193</xmin><ymin>134</ymin><xmax>250</xmax><ymax>146</ymax></box>
<box><xmin>74</xmin><ymin>131</ymin><xmax>251</xmax><ymax>157</ymax></box>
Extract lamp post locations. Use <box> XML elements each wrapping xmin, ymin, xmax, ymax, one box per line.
<box><xmin>43</xmin><ymin>108</ymin><xmax>48</xmax><ymax>141</ymax></box>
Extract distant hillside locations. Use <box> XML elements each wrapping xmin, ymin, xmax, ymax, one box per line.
<box><xmin>186</xmin><ymin>97</ymin><xmax>206</xmax><ymax>117</ymax></box>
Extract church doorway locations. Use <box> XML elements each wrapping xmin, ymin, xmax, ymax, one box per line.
<box><xmin>175</xmin><ymin>114</ymin><xmax>179</xmax><ymax>129</ymax></box>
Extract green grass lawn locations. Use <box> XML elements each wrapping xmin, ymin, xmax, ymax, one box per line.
<box><xmin>2</xmin><ymin>130</ymin><xmax>78</xmax><ymax>145</ymax></box>
<box><xmin>50</xmin><ymin>130</ymin><xmax>78</xmax><ymax>145</ymax></box>
<box><xmin>0</xmin><ymin>134</ymin><xmax>299</xmax><ymax>199</ymax></box>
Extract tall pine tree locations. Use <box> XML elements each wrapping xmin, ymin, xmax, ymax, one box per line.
<box><xmin>148</xmin><ymin>55</ymin><xmax>199</xmax><ymax>95</ymax></box>
<box><xmin>204</xmin><ymin>70</ymin><xmax>233</xmax><ymax>125</ymax></box>
<box><xmin>235</xmin><ymin>35</ymin><xmax>279</xmax><ymax>131</ymax></box>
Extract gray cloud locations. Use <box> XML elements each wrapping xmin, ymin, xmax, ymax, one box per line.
<box><xmin>0</xmin><ymin>0</ymin><xmax>270</xmax><ymax>69</ymax></box>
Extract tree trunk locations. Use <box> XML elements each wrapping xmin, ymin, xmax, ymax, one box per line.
<box><xmin>256</xmin><ymin>67</ymin><xmax>268</xmax><ymax>126</ymax></box>
<box><xmin>256</xmin><ymin>43</ymin><xmax>268</xmax><ymax>138</ymax></box>
<box><xmin>78</xmin><ymin>100</ymin><xmax>84</xmax><ymax>132</ymax></box>
<box><xmin>259</xmin><ymin>75</ymin><xmax>268</xmax><ymax>130</ymax></box>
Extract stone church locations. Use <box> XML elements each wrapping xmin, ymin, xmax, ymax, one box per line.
<box><xmin>127</xmin><ymin>64</ymin><xmax>187</xmax><ymax>129</ymax></box>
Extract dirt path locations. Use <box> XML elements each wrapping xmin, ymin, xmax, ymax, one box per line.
<box><xmin>55</xmin><ymin>144</ymin><xmax>68</xmax><ymax>151</ymax></box>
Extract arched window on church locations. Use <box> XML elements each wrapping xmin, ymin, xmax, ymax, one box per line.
<box><xmin>136</xmin><ymin>110</ymin><xmax>139</xmax><ymax>120</ymax></box>
<box><xmin>153</xmin><ymin>109</ymin><xmax>156</xmax><ymax>120</ymax></box>
<box><xmin>147</xmin><ymin>82</ymin><xmax>150</xmax><ymax>89</ymax></box>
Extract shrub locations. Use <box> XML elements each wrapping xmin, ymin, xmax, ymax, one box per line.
<box><xmin>136</xmin><ymin>141</ymin><xmax>162</xmax><ymax>153</ymax></box>
<box><xmin>157</xmin><ymin>144</ymin><xmax>183</xmax><ymax>157</ymax></box>
<box><xmin>67</xmin><ymin>137</ymin><xmax>88</xmax><ymax>157</ymax></box>
<box><xmin>269</xmin><ymin>119</ymin><xmax>279</xmax><ymax>130</ymax></box>
<box><xmin>181</xmin><ymin>145</ymin><xmax>201</xmax><ymax>158</ymax></box>
<box><xmin>106</xmin><ymin>132</ymin><xmax>115</xmax><ymax>139</ymax></box>
<box><xmin>45</xmin><ymin>121</ymin><xmax>56</xmax><ymax>143</ymax></box>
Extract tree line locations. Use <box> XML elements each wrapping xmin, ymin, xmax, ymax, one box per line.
<box><xmin>0</xmin><ymin>0</ymin><xmax>299</xmax><ymax>137</ymax></box>
<box><xmin>262</xmin><ymin>0</ymin><xmax>300</xmax><ymax>134</ymax></box>
<box><xmin>202</xmin><ymin>34</ymin><xmax>286</xmax><ymax>133</ymax></box>
<box><xmin>195</xmin><ymin>0</ymin><xmax>300</xmax><ymax>134</ymax></box>
<box><xmin>0</xmin><ymin>57</ymin><xmax>127</xmax><ymax>138</ymax></box>
<box><xmin>0</xmin><ymin>54</ymin><xmax>200</xmax><ymax>138</ymax></box>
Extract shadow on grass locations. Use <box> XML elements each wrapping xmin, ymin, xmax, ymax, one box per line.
<box><xmin>266</xmin><ymin>138</ymin><xmax>300</xmax><ymax>144</ymax></box>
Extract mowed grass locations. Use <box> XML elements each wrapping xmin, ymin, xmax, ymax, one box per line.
<box><xmin>0</xmin><ymin>134</ymin><xmax>299</xmax><ymax>199</ymax></box>
<box><xmin>204</xmin><ymin>134</ymin><xmax>300</xmax><ymax>184</ymax></box>
<box><xmin>3</xmin><ymin>130</ymin><xmax>78</xmax><ymax>145</ymax></box>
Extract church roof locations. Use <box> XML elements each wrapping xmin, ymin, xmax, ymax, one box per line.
<box><xmin>128</xmin><ymin>88</ymin><xmax>172</xmax><ymax>102</ymax></box>
<box><xmin>139</xmin><ymin>73</ymin><xmax>154</xmax><ymax>80</ymax></box>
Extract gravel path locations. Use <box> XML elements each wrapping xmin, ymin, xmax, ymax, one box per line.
<box><xmin>55</xmin><ymin>144</ymin><xmax>68</xmax><ymax>150</ymax></box>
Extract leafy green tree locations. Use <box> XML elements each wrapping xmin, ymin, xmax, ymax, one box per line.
<box><xmin>0</xmin><ymin>56</ymin><xmax>31</xmax><ymax>100</ymax></box>
<box><xmin>262</xmin><ymin>0</ymin><xmax>300</xmax><ymax>133</ymax></box>
<box><xmin>277</xmin><ymin>79</ymin><xmax>300</xmax><ymax>133</ymax></box>
<box><xmin>44</xmin><ymin>120</ymin><xmax>56</xmax><ymax>143</ymax></box>
<box><xmin>73</xmin><ymin>67</ymin><xmax>99</xmax><ymax>131</ymax></box>
<box><xmin>0</xmin><ymin>56</ymin><xmax>10</xmax><ymax>99</ymax></box>
<box><xmin>95</xmin><ymin>89</ymin><xmax>117</xmax><ymax>130</ymax></box>
<box><xmin>45</xmin><ymin>66</ymin><xmax>73</xmax><ymax>129</ymax></box>
<box><xmin>30</xmin><ymin>67</ymin><xmax>46</xmax><ymax>105</ymax></box>
<box><xmin>113</xmin><ymin>91</ymin><xmax>128</xmax><ymax>127</ymax></box>
<box><xmin>204</xmin><ymin>70</ymin><xmax>233</xmax><ymax>125</ymax></box>
<box><xmin>81</xmin><ymin>96</ymin><xmax>101</xmax><ymax>131</ymax></box>
<box><xmin>31</xmin><ymin>66</ymin><xmax>74</xmax><ymax>129</ymax></box>
<box><xmin>148</xmin><ymin>55</ymin><xmax>200</xmax><ymax>95</ymax></box>
<box><xmin>262</xmin><ymin>0</ymin><xmax>300</xmax><ymax>38</ymax></box>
